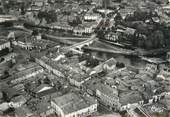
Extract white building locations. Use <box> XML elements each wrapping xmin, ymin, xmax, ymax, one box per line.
<box><xmin>13</xmin><ymin>41</ymin><xmax>33</xmax><ymax>50</ymax></box>
<box><xmin>51</xmin><ymin>22</ymin><xmax>73</xmax><ymax>31</ymax></box>
<box><xmin>73</xmin><ymin>22</ymin><xmax>98</xmax><ymax>35</ymax></box>
<box><xmin>32</xmin><ymin>0</ymin><xmax>48</xmax><ymax>7</ymax></box>
<box><xmin>0</xmin><ymin>41</ymin><xmax>10</xmax><ymax>51</ymax></box>
<box><xmin>84</xmin><ymin>13</ymin><xmax>101</xmax><ymax>21</ymax></box>
<box><xmin>51</xmin><ymin>93</ymin><xmax>97</xmax><ymax>117</ymax></box>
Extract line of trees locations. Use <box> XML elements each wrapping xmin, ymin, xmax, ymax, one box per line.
<box><xmin>37</xmin><ymin>10</ymin><xmax>57</xmax><ymax>24</ymax></box>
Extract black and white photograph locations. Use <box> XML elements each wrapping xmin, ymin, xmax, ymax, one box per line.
<box><xmin>0</xmin><ymin>0</ymin><xmax>170</xmax><ymax>117</ymax></box>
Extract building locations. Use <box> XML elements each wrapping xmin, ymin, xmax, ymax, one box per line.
<box><xmin>139</xmin><ymin>64</ymin><xmax>158</xmax><ymax>78</ymax></box>
<box><xmin>73</xmin><ymin>22</ymin><xmax>97</xmax><ymax>36</ymax></box>
<box><xmin>0</xmin><ymin>15</ymin><xmax>18</xmax><ymax>23</ymax></box>
<box><xmin>15</xmin><ymin>105</ymin><xmax>33</xmax><ymax>117</ymax></box>
<box><xmin>32</xmin><ymin>84</ymin><xmax>55</xmax><ymax>97</ymax></box>
<box><xmin>119</xmin><ymin>7</ymin><xmax>135</xmax><ymax>19</ymax></box>
<box><xmin>35</xmin><ymin>56</ymin><xmax>65</xmax><ymax>78</ymax></box>
<box><xmin>95</xmin><ymin>83</ymin><xmax>120</xmax><ymax>110</ymax></box>
<box><xmin>10</xmin><ymin>63</ymin><xmax>44</xmax><ymax>84</ymax></box>
<box><xmin>36</xmin><ymin>101</ymin><xmax>54</xmax><ymax>117</ymax></box>
<box><xmin>0</xmin><ymin>53</ymin><xmax>17</xmax><ymax>64</ymax></box>
<box><xmin>10</xmin><ymin>95</ymin><xmax>27</xmax><ymax>108</ymax></box>
<box><xmin>91</xmin><ymin>58</ymin><xmax>117</xmax><ymax>75</ymax></box>
<box><xmin>51</xmin><ymin>93</ymin><xmax>97</xmax><ymax>117</ymax></box>
<box><xmin>12</xmin><ymin>34</ymin><xmax>33</xmax><ymax>50</ymax></box>
<box><xmin>0</xmin><ymin>39</ymin><xmax>11</xmax><ymax>57</ymax></box>
<box><xmin>50</xmin><ymin>22</ymin><xmax>73</xmax><ymax>31</ymax></box>
<box><xmin>104</xmin><ymin>32</ymin><xmax>119</xmax><ymax>42</ymax></box>
<box><xmin>13</xmin><ymin>34</ymin><xmax>54</xmax><ymax>50</ymax></box>
<box><xmin>68</xmin><ymin>70</ymin><xmax>90</xmax><ymax>88</ymax></box>
<box><xmin>157</xmin><ymin>64</ymin><xmax>170</xmax><ymax>80</ymax></box>
<box><xmin>92</xmin><ymin>0</ymin><xmax>103</xmax><ymax>6</ymax></box>
<box><xmin>84</xmin><ymin>13</ymin><xmax>101</xmax><ymax>21</ymax></box>
<box><xmin>84</xmin><ymin>77</ymin><xmax>120</xmax><ymax>111</ymax></box>
<box><xmin>32</xmin><ymin>0</ymin><xmax>48</xmax><ymax>7</ymax></box>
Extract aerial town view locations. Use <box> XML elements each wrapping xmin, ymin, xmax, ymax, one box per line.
<box><xmin>1</xmin><ymin>0</ymin><xmax>170</xmax><ymax>117</ymax></box>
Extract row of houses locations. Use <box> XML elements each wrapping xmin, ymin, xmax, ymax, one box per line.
<box><xmin>35</xmin><ymin>56</ymin><xmax>65</xmax><ymax>78</ymax></box>
<box><xmin>84</xmin><ymin>13</ymin><xmax>101</xmax><ymax>21</ymax></box>
<box><xmin>0</xmin><ymin>40</ymin><xmax>10</xmax><ymax>51</ymax></box>
<box><xmin>80</xmin><ymin>62</ymin><xmax>170</xmax><ymax>112</ymax></box>
<box><xmin>10</xmin><ymin>63</ymin><xmax>44</xmax><ymax>85</ymax></box>
<box><xmin>50</xmin><ymin>21</ymin><xmax>98</xmax><ymax>35</ymax></box>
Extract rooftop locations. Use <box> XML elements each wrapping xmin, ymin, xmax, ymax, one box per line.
<box><xmin>0</xmin><ymin>39</ymin><xmax>9</xmax><ymax>45</ymax></box>
<box><xmin>15</xmin><ymin>105</ymin><xmax>33</xmax><ymax>117</ymax></box>
<box><xmin>52</xmin><ymin>93</ymin><xmax>97</xmax><ymax>114</ymax></box>
<box><xmin>11</xmin><ymin>64</ymin><xmax>43</xmax><ymax>80</ymax></box>
<box><xmin>119</xmin><ymin>91</ymin><xmax>143</xmax><ymax>105</ymax></box>
<box><xmin>69</xmin><ymin>71</ymin><xmax>89</xmax><ymax>82</ymax></box>
<box><xmin>93</xmin><ymin>58</ymin><xmax>117</xmax><ymax>73</ymax></box>
<box><xmin>96</xmin><ymin>83</ymin><xmax>119</xmax><ymax>99</ymax></box>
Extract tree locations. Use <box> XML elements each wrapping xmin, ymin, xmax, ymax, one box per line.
<box><xmin>38</xmin><ymin>10</ymin><xmax>57</xmax><ymax>24</ymax></box>
<box><xmin>116</xmin><ymin>62</ymin><xmax>125</xmax><ymax>68</ymax></box>
<box><xmin>69</xmin><ymin>16</ymin><xmax>82</xmax><ymax>27</ymax></box>
<box><xmin>32</xmin><ymin>29</ymin><xmax>39</xmax><ymax>36</ymax></box>
<box><xmin>86</xmin><ymin>57</ymin><xmax>99</xmax><ymax>67</ymax></box>
<box><xmin>114</xmin><ymin>12</ymin><xmax>122</xmax><ymax>21</ymax></box>
<box><xmin>148</xmin><ymin>30</ymin><xmax>164</xmax><ymax>49</ymax></box>
<box><xmin>47</xmin><ymin>10</ymin><xmax>57</xmax><ymax>23</ymax></box>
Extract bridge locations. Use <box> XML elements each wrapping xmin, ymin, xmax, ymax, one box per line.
<box><xmin>127</xmin><ymin>109</ymin><xmax>141</xmax><ymax>117</ymax></box>
<box><xmin>126</xmin><ymin>105</ymin><xmax>153</xmax><ymax>117</ymax></box>
<box><xmin>44</xmin><ymin>34</ymin><xmax>89</xmax><ymax>40</ymax></box>
<box><xmin>126</xmin><ymin>107</ymin><xmax>152</xmax><ymax>117</ymax></box>
<box><xmin>83</xmin><ymin>46</ymin><xmax>134</xmax><ymax>55</ymax></box>
<box><xmin>62</xmin><ymin>34</ymin><xmax>97</xmax><ymax>51</ymax></box>
<box><xmin>136</xmin><ymin>105</ymin><xmax>152</xmax><ymax>117</ymax></box>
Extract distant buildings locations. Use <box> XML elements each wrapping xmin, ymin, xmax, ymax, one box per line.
<box><xmin>51</xmin><ymin>93</ymin><xmax>97</xmax><ymax>117</ymax></box>
<box><xmin>0</xmin><ymin>15</ymin><xmax>18</xmax><ymax>23</ymax></box>
<box><xmin>32</xmin><ymin>0</ymin><xmax>48</xmax><ymax>7</ymax></box>
<box><xmin>13</xmin><ymin>35</ymin><xmax>56</xmax><ymax>50</ymax></box>
<box><xmin>73</xmin><ymin>22</ymin><xmax>97</xmax><ymax>36</ymax></box>
<box><xmin>50</xmin><ymin>22</ymin><xmax>73</xmax><ymax>31</ymax></box>
<box><xmin>119</xmin><ymin>7</ymin><xmax>135</xmax><ymax>19</ymax></box>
